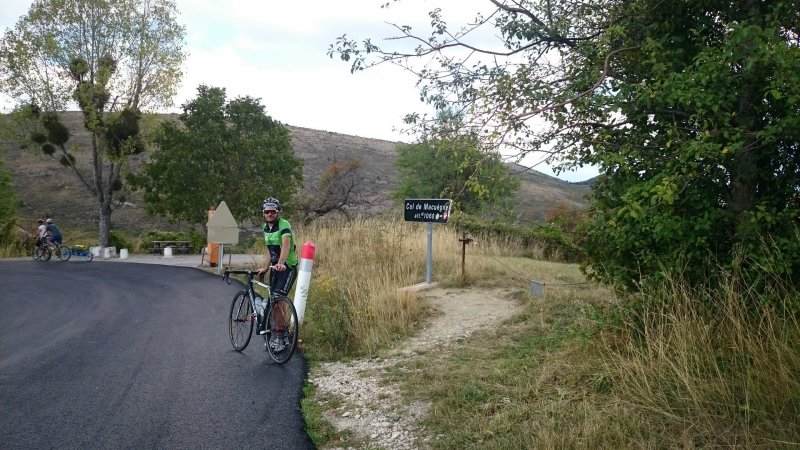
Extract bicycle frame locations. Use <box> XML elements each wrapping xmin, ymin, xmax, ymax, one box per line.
<box><xmin>224</xmin><ymin>267</ymin><xmax>299</xmax><ymax>364</ymax></box>
<box><xmin>225</xmin><ymin>269</ymin><xmax>272</xmax><ymax>325</ymax></box>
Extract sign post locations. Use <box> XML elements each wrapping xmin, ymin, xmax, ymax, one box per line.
<box><xmin>404</xmin><ymin>199</ymin><xmax>452</xmax><ymax>284</ymax></box>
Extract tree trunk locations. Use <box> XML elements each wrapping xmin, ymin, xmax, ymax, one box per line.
<box><xmin>99</xmin><ymin>197</ymin><xmax>113</xmax><ymax>248</ymax></box>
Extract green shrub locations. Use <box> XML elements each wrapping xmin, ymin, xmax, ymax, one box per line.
<box><xmin>302</xmin><ymin>275</ymin><xmax>358</xmax><ymax>360</ymax></box>
<box><xmin>450</xmin><ymin>212</ymin><xmax>583</xmax><ymax>262</ymax></box>
<box><xmin>108</xmin><ymin>230</ymin><xmax>134</xmax><ymax>251</ymax></box>
<box><xmin>184</xmin><ymin>228</ymin><xmax>205</xmax><ymax>254</ymax></box>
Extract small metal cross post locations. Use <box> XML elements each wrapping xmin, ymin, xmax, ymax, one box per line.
<box><xmin>459</xmin><ymin>233</ymin><xmax>473</xmax><ymax>279</ymax></box>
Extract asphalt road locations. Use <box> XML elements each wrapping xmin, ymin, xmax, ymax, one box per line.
<box><xmin>0</xmin><ymin>259</ymin><xmax>314</xmax><ymax>449</ymax></box>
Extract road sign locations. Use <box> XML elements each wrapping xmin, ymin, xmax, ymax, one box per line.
<box><xmin>404</xmin><ymin>199</ymin><xmax>452</xmax><ymax>223</ymax></box>
<box><xmin>207</xmin><ymin>200</ymin><xmax>239</xmax><ymax>244</ymax></box>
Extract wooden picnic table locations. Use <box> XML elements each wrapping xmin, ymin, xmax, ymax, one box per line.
<box><xmin>150</xmin><ymin>240</ymin><xmax>192</xmax><ymax>254</ymax></box>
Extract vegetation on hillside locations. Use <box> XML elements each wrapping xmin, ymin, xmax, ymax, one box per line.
<box><xmin>0</xmin><ymin>158</ymin><xmax>19</xmax><ymax>250</ymax></box>
<box><xmin>0</xmin><ymin>0</ymin><xmax>187</xmax><ymax>247</ymax></box>
<box><xmin>295</xmin><ymin>155</ymin><xmax>371</xmax><ymax>224</ymax></box>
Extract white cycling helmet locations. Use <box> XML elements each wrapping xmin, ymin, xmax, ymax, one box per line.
<box><xmin>262</xmin><ymin>197</ymin><xmax>282</xmax><ymax>211</ymax></box>
<box><xmin>46</xmin><ymin>218</ymin><xmax>53</xmax><ymax>224</ymax></box>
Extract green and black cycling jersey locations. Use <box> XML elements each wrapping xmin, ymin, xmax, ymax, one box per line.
<box><xmin>262</xmin><ymin>217</ymin><xmax>298</xmax><ymax>266</ymax></box>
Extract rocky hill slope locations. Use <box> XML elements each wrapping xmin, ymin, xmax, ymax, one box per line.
<box><xmin>1</xmin><ymin>112</ymin><xmax>590</xmax><ymax>233</ymax></box>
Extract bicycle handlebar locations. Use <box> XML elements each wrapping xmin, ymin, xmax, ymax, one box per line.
<box><xmin>222</xmin><ymin>266</ymin><xmax>276</xmax><ymax>284</ymax></box>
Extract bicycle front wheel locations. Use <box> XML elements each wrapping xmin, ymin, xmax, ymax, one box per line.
<box><xmin>33</xmin><ymin>246</ymin><xmax>51</xmax><ymax>261</ymax></box>
<box><xmin>229</xmin><ymin>291</ymin><xmax>254</xmax><ymax>351</ymax></box>
<box><xmin>57</xmin><ymin>246</ymin><xmax>71</xmax><ymax>261</ymax></box>
<box><xmin>265</xmin><ymin>294</ymin><xmax>299</xmax><ymax>364</ymax></box>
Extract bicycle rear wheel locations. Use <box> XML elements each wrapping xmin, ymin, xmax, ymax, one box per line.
<box><xmin>229</xmin><ymin>291</ymin><xmax>254</xmax><ymax>351</ymax></box>
<box><xmin>82</xmin><ymin>250</ymin><xmax>94</xmax><ymax>262</ymax></box>
<box><xmin>265</xmin><ymin>294</ymin><xmax>298</xmax><ymax>364</ymax></box>
<box><xmin>57</xmin><ymin>245</ymin><xmax>71</xmax><ymax>261</ymax></box>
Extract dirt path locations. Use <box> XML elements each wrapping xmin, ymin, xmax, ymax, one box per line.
<box><xmin>308</xmin><ymin>286</ymin><xmax>521</xmax><ymax>450</ymax></box>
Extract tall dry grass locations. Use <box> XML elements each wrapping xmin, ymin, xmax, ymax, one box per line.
<box><xmin>605</xmin><ymin>271</ymin><xmax>800</xmax><ymax>447</ymax></box>
<box><xmin>294</xmin><ymin>217</ymin><xmax>552</xmax><ymax>359</ymax></box>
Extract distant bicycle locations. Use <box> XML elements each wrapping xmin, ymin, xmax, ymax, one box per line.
<box><xmin>223</xmin><ymin>267</ymin><xmax>299</xmax><ymax>364</ymax></box>
<box><xmin>32</xmin><ymin>239</ymin><xmax>71</xmax><ymax>262</ymax></box>
<box><xmin>32</xmin><ymin>239</ymin><xmax>51</xmax><ymax>261</ymax></box>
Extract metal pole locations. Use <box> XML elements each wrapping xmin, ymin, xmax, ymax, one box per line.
<box><xmin>218</xmin><ymin>243</ymin><xmax>224</xmax><ymax>274</ymax></box>
<box><xmin>426</xmin><ymin>222</ymin><xmax>433</xmax><ymax>283</ymax></box>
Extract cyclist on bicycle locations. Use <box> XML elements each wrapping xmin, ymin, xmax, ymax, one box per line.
<box><xmin>34</xmin><ymin>219</ymin><xmax>48</xmax><ymax>246</ymax></box>
<box><xmin>256</xmin><ymin>198</ymin><xmax>298</xmax><ymax>294</ymax></box>
<box><xmin>45</xmin><ymin>218</ymin><xmax>63</xmax><ymax>246</ymax></box>
<box><xmin>256</xmin><ymin>198</ymin><xmax>298</xmax><ymax>351</ymax></box>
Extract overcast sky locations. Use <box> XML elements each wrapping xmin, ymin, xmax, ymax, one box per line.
<box><xmin>0</xmin><ymin>0</ymin><xmax>598</xmax><ymax>182</ymax></box>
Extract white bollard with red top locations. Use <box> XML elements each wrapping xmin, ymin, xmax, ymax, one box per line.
<box><xmin>293</xmin><ymin>241</ymin><xmax>315</xmax><ymax>324</ymax></box>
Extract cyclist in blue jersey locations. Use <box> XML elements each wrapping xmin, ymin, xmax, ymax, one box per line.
<box><xmin>45</xmin><ymin>218</ymin><xmax>63</xmax><ymax>246</ymax></box>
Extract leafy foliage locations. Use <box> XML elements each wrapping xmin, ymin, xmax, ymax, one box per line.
<box><xmin>451</xmin><ymin>212</ymin><xmax>582</xmax><ymax>263</ymax></box>
<box><xmin>330</xmin><ymin>0</ymin><xmax>800</xmax><ymax>292</ymax></box>
<box><xmin>393</xmin><ymin>131</ymin><xmax>520</xmax><ymax>219</ymax></box>
<box><xmin>569</xmin><ymin>1</ymin><xmax>800</xmax><ymax>289</ymax></box>
<box><xmin>132</xmin><ymin>85</ymin><xmax>303</xmax><ymax>227</ymax></box>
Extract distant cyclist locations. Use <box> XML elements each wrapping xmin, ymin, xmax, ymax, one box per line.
<box><xmin>35</xmin><ymin>218</ymin><xmax>48</xmax><ymax>246</ymax></box>
<box><xmin>45</xmin><ymin>218</ymin><xmax>63</xmax><ymax>246</ymax></box>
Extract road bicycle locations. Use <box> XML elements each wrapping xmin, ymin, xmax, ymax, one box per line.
<box><xmin>32</xmin><ymin>239</ymin><xmax>71</xmax><ymax>262</ymax></box>
<box><xmin>223</xmin><ymin>267</ymin><xmax>299</xmax><ymax>364</ymax></box>
<box><xmin>32</xmin><ymin>239</ymin><xmax>50</xmax><ymax>261</ymax></box>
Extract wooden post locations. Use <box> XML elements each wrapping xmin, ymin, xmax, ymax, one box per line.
<box><xmin>458</xmin><ymin>233</ymin><xmax>473</xmax><ymax>279</ymax></box>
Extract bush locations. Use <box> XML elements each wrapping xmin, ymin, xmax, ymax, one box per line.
<box><xmin>108</xmin><ymin>230</ymin><xmax>134</xmax><ymax>251</ymax></box>
<box><xmin>303</xmin><ymin>275</ymin><xmax>358</xmax><ymax>359</ymax></box>
<box><xmin>450</xmin><ymin>212</ymin><xmax>583</xmax><ymax>263</ymax></box>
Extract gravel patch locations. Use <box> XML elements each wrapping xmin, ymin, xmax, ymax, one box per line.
<box><xmin>307</xmin><ymin>287</ymin><xmax>520</xmax><ymax>449</ymax></box>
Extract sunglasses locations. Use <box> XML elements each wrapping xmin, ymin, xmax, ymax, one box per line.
<box><xmin>263</xmin><ymin>210</ymin><xmax>278</xmax><ymax>214</ymax></box>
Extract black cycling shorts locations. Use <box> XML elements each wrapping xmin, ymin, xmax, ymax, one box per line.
<box><xmin>270</xmin><ymin>265</ymin><xmax>297</xmax><ymax>296</ymax></box>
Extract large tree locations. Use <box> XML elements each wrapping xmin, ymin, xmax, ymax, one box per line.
<box><xmin>0</xmin><ymin>0</ymin><xmax>186</xmax><ymax>246</ymax></box>
<box><xmin>394</xmin><ymin>134</ymin><xmax>520</xmax><ymax>219</ymax></box>
<box><xmin>133</xmin><ymin>85</ymin><xmax>303</xmax><ymax>228</ymax></box>
<box><xmin>330</xmin><ymin>0</ymin><xmax>800</xmax><ymax>290</ymax></box>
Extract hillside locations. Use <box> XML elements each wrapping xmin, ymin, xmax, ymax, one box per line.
<box><xmin>1</xmin><ymin>112</ymin><xmax>590</xmax><ymax>234</ymax></box>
